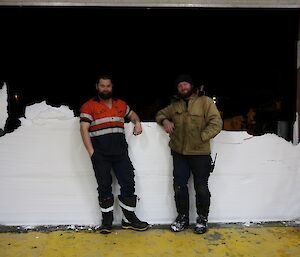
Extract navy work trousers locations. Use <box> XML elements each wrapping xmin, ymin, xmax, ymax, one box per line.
<box><xmin>171</xmin><ymin>150</ymin><xmax>212</xmax><ymax>218</ymax></box>
<box><xmin>91</xmin><ymin>151</ymin><xmax>135</xmax><ymax>202</ymax></box>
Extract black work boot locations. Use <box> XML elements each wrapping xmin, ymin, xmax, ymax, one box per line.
<box><xmin>99</xmin><ymin>197</ymin><xmax>114</xmax><ymax>234</ymax></box>
<box><xmin>170</xmin><ymin>214</ymin><xmax>189</xmax><ymax>232</ymax></box>
<box><xmin>194</xmin><ymin>215</ymin><xmax>208</xmax><ymax>234</ymax></box>
<box><xmin>118</xmin><ymin>195</ymin><xmax>150</xmax><ymax>231</ymax></box>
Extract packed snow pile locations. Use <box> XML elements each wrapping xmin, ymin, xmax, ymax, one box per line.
<box><xmin>0</xmin><ymin>102</ymin><xmax>299</xmax><ymax>226</ymax></box>
<box><xmin>0</xmin><ymin>83</ymin><xmax>8</xmax><ymax>131</ymax></box>
<box><xmin>24</xmin><ymin>100</ymin><xmax>74</xmax><ymax>121</ymax></box>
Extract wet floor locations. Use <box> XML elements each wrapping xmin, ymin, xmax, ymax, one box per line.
<box><xmin>0</xmin><ymin>225</ymin><xmax>299</xmax><ymax>257</ymax></box>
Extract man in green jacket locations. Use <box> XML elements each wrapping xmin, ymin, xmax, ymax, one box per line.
<box><xmin>156</xmin><ymin>74</ymin><xmax>222</xmax><ymax>234</ymax></box>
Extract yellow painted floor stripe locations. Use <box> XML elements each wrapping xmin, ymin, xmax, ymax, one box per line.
<box><xmin>0</xmin><ymin>227</ymin><xmax>299</xmax><ymax>257</ymax></box>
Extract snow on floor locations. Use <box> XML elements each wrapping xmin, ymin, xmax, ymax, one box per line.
<box><xmin>0</xmin><ymin>102</ymin><xmax>299</xmax><ymax>226</ymax></box>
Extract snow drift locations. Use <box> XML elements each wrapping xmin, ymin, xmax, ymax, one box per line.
<box><xmin>0</xmin><ymin>102</ymin><xmax>299</xmax><ymax>226</ymax></box>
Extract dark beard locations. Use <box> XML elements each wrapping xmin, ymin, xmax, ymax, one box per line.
<box><xmin>177</xmin><ymin>89</ymin><xmax>193</xmax><ymax>99</ymax></box>
<box><xmin>98</xmin><ymin>92</ymin><xmax>112</xmax><ymax>100</ymax></box>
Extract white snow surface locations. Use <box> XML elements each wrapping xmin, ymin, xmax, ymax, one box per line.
<box><xmin>0</xmin><ymin>83</ymin><xmax>8</xmax><ymax>130</ymax></box>
<box><xmin>0</xmin><ymin>102</ymin><xmax>299</xmax><ymax>226</ymax></box>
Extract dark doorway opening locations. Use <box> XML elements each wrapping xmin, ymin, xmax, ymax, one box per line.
<box><xmin>0</xmin><ymin>7</ymin><xmax>298</xmax><ymax>140</ymax></box>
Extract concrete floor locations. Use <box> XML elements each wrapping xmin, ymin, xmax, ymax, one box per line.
<box><xmin>0</xmin><ymin>226</ymin><xmax>299</xmax><ymax>257</ymax></box>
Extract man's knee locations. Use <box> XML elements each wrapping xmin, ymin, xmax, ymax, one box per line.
<box><xmin>195</xmin><ymin>185</ymin><xmax>211</xmax><ymax>198</ymax></box>
<box><xmin>173</xmin><ymin>183</ymin><xmax>188</xmax><ymax>194</ymax></box>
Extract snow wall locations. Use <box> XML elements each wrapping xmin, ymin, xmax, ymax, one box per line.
<box><xmin>0</xmin><ymin>83</ymin><xmax>8</xmax><ymax>131</ymax></box>
<box><xmin>0</xmin><ymin>101</ymin><xmax>299</xmax><ymax>226</ymax></box>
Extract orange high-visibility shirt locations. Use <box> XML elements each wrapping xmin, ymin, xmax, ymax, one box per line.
<box><xmin>80</xmin><ymin>97</ymin><xmax>132</xmax><ymax>155</ymax></box>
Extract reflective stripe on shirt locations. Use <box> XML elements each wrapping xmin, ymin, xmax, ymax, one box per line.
<box><xmin>80</xmin><ymin>113</ymin><xmax>94</xmax><ymax>122</ymax></box>
<box><xmin>91</xmin><ymin>116</ymin><xmax>124</xmax><ymax>126</ymax></box>
<box><xmin>89</xmin><ymin>127</ymin><xmax>125</xmax><ymax>137</ymax></box>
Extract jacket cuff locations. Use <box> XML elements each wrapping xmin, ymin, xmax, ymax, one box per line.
<box><xmin>156</xmin><ymin>115</ymin><xmax>167</xmax><ymax>125</ymax></box>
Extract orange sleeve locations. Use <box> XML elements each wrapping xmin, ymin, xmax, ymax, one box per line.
<box><xmin>118</xmin><ymin>99</ymin><xmax>131</xmax><ymax>118</ymax></box>
<box><xmin>80</xmin><ymin>101</ymin><xmax>94</xmax><ymax>123</ymax></box>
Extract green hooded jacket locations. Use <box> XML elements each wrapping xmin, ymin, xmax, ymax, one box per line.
<box><xmin>156</xmin><ymin>94</ymin><xmax>223</xmax><ymax>155</ymax></box>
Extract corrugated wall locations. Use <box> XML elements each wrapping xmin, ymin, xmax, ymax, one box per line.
<box><xmin>0</xmin><ymin>0</ymin><xmax>299</xmax><ymax>7</ymax></box>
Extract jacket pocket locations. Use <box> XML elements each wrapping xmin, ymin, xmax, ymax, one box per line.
<box><xmin>187</xmin><ymin>110</ymin><xmax>205</xmax><ymax>151</ymax></box>
<box><xmin>189</xmin><ymin>108</ymin><xmax>205</xmax><ymax>129</ymax></box>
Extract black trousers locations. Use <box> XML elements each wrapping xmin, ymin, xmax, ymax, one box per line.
<box><xmin>171</xmin><ymin>150</ymin><xmax>212</xmax><ymax>218</ymax></box>
<box><xmin>91</xmin><ymin>151</ymin><xmax>135</xmax><ymax>202</ymax></box>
